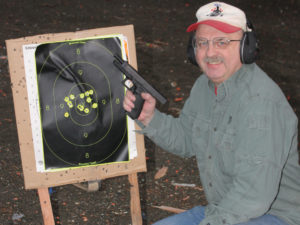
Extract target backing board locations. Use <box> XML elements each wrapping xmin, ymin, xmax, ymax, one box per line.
<box><xmin>6</xmin><ymin>25</ymin><xmax>146</xmax><ymax>189</ymax></box>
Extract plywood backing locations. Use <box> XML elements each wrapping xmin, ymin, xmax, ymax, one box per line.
<box><xmin>5</xmin><ymin>25</ymin><xmax>146</xmax><ymax>189</ymax></box>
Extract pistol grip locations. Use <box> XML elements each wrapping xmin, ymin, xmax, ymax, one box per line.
<box><xmin>127</xmin><ymin>93</ymin><xmax>145</xmax><ymax>119</ymax></box>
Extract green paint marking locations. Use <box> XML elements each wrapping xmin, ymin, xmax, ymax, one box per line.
<box><xmin>76</xmin><ymin>48</ymin><xmax>80</xmax><ymax>55</ymax></box>
<box><xmin>67</xmin><ymin>102</ymin><xmax>73</xmax><ymax>108</ymax></box>
<box><xmin>85</xmin><ymin>153</ymin><xmax>90</xmax><ymax>158</ymax></box>
<box><xmin>64</xmin><ymin>112</ymin><xmax>70</xmax><ymax>118</ymax></box>
<box><xmin>60</xmin><ymin>104</ymin><xmax>64</xmax><ymax>109</ymax></box>
<box><xmin>77</xmin><ymin>104</ymin><xmax>84</xmax><ymax>111</ymax></box>
<box><xmin>83</xmin><ymin>132</ymin><xmax>88</xmax><ymax>138</ymax></box>
<box><xmin>86</xmin><ymin>97</ymin><xmax>92</xmax><ymax>103</ymax></box>
<box><xmin>92</xmin><ymin>103</ymin><xmax>98</xmax><ymax>109</ymax></box>
<box><xmin>46</xmin><ymin>105</ymin><xmax>50</xmax><ymax>111</ymax></box>
<box><xmin>78</xmin><ymin>69</ymin><xmax>83</xmax><ymax>76</ymax></box>
<box><xmin>64</xmin><ymin>96</ymin><xmax>69</xmax><ymax>102</ymax></box>
<box><xmin>102</xmin><ymin>99</ymin><xmax>106</xmax><ymax>105</ymax></box>
<box><xmin>116</xmin><ymin>98</ymin><xmax>120</xmax><ymax>104</ymax></box>
<box><xmin>69</xmin><ymin>94</ymin><xmax>75</xmax><ymax>100</ymax></box>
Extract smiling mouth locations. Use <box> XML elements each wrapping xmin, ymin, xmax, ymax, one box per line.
<box><xmin>204</xmin><ymin>57</ymin><xmax>223</xmax><ymax>65</ymax></box>
<box><xmin>208</xmin><ymin>61</ymin><xmax>221</xmax><ymax>65</ymax></box>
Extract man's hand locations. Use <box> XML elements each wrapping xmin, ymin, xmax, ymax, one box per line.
<box><xmin>123</xmin><ymin>91</ymin><xmax>156</xmax><ymax>126</ymax></box>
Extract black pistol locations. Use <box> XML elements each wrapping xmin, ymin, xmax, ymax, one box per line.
<box><xmin>113</xmin><ymin>54</ymin><xmax>167</xmax><ymax>119</ymax></box>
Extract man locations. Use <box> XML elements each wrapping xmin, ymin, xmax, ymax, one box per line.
<box><xmin>124</xmin><ymin>2</ymin><xmax>300</xmax><ymax>225</ymax></box>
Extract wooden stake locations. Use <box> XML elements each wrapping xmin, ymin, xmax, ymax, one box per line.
<box><xmin>128</xmin><ymin>173</ymin><xmax>143</xmax><ymax>225</ymax></box>
<box><xmin>37</xmin><ymin>188</ymin><xmax>55</xmax><ymax>225</ymax></box>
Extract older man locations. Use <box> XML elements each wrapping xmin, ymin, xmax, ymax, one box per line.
<box><xmin>124</xmin><ymin>2</ymin><xmax>300</xmax><ymax>225</ymax></box>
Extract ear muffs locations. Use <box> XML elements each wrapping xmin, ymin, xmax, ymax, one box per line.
<box><xmin>186</xmin><ymin>18</ymin><xmax>259</xmax><ymax>66</ymax></box>
<box><xmin>240</xmin><ymin>19</ymin><xmax>258</xmax><ymax>64</ymax></box>
<box><xmin>187</xmin><ymin>32</ymin><xmax>198</xmax><ymax>66</ymax></box>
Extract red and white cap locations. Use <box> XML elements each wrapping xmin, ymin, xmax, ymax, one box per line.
<box><xmin>186</xmin><ymin>2</ymin><xmax>247</xmax><ymax>33</ymax></box>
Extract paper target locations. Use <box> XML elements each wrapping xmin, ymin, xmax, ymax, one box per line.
<box><xmin>34</xmin><ymin>36</ymin><xmax>129</xmax><ymax>170</ymax></box>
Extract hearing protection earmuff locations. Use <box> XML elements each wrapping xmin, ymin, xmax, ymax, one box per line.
<box><xmin>240</xmin><ymin>19</ymin><xmax>258</xmax><ymax>64</ymax></box>
<box><xmin>187</xmin><ymin>18</ymin><xmax>259</xmax><ymax>66</ymax></box>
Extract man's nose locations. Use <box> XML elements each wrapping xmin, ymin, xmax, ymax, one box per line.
<box><xmin>205</xmin><ymin>42</ymin><xmax>217</xmax><ymax>57</ymax></box>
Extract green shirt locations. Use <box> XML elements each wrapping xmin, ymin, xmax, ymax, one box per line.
<box><xmin>139</xmin><ymin>63</ymin><xmax>300</xmax><ymax>225</ymax></box>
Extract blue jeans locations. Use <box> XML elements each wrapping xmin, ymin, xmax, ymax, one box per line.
<box><xmin>152</xmin><ymin>206</ymin><xmax>289</xmax><ymax>225</ymax></box>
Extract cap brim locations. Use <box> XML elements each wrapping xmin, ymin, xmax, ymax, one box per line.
<box><xmin>186</xmin><ymin>20</ymin><xmax>241</xmax><ymax>33</ymax></box>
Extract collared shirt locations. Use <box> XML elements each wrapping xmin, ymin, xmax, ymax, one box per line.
<box><xmin>139</xmin><ymin>63</ymin><xmax>300</xmax><ymax>225</ymax></box>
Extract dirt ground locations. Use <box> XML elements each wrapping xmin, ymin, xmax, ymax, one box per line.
<box><xmin>0</xmin><ymin>0</ymin><xmax>299</xmax><ymax>224</ymax></box>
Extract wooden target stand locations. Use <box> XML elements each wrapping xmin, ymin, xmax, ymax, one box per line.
<box><xmin>37</xmin><ymin>174</ymin><xmax>142</xmax><ymax>225</ymax></box>
<box><xmin>6</xmin><ymin>25</ymin><xmax>146</xmax><ymax>225</ymax></box>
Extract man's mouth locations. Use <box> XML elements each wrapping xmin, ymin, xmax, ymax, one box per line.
<box><xmin>204</xmin><ymin>57</ymin><xmax>223</xmax><ymax>65</ymax></box>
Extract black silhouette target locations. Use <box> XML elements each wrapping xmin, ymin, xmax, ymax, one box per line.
<box><xmin>35</xmin><ymin>37</ymin><xmax>128</xmax><ymax>170</ymax></box>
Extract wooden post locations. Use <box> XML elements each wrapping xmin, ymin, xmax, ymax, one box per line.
<box><xmin>128</xmin><ymin>173</ymin><xmax>143</xmax><ymax>225</ymax></box>
<box><xmin>36</xmin><ymin>175</ymin><xmax>143</xmax><ymax>225</ymax></box>
<box><xmin>37</xmin><ymin>188</ymin><xmax>55</xmax><ymax>225</ymax></box>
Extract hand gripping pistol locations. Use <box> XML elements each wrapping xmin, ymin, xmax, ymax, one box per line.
<box><xmin>113</xmin><ymin>54</ymin><xmax>167</xmax><ymax>119</ymax></box>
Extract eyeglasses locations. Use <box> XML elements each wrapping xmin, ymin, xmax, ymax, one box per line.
<box><xmin>192</xmin><ymin>37</ymin><xmax>241</xmax><ymax>49</ymax></box>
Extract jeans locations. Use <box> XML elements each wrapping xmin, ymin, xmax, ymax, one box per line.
<box><xmin>152</xmin><ymin>206</ymin><xmax>289</xmax><ymax>225</ymax></box>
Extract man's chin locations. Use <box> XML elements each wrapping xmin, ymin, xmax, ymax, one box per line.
<box><xmin>206</xmin><ymin>74</ymin><xmax>225</xmax><ymax>85</ymax></box>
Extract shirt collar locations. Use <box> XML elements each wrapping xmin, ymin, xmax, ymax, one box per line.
<box><xmin>207</xmin><ymin>64</ymin><xmax>252</xmax><ymax>101</ymax></box>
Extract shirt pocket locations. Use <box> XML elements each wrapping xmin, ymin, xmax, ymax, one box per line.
<box><xmin>192</xmin><ymin>114</ymin><xmax>210</xmax><ymax>169</ymax></box>
<box><xmin>215</xmin><ymin>127</ymin><xmax>236</xmax><ymax>176</ymax></box>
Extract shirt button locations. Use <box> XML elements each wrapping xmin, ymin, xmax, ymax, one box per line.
<box><xmin>214</xmin><ymin>127</ymin><xmax>217</xmax><ymax>132</ymax></box>
<box><xmin>222</xmin><ymin>219</ymin><xmax>227</xmax><ymax>224</ymax></box>
<box><xmin>208</xmin><ymin>155</ymin><xmax>212</xmax><ymax>159</ymax></box>
<box><xmin>209</xmin><ymin>182</ymin><xmax>212</xmax><ymax>187</ymax></box>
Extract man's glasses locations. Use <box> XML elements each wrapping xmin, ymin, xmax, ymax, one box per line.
<box><xmin>192</xmin><ymin>37</ymin><xmax>241</xmax><ymax>49</ymax></box>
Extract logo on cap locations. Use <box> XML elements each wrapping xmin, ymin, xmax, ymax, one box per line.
<box><xmin>207</xmin><ymin>3</ymin><xmax>223</xmax><ymax>17</ymax></box>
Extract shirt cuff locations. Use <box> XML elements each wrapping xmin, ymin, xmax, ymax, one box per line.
<box><xmin>134</xmin><ymin>109</ymin><xmax>164</xmax><ymax>138</ymax></box>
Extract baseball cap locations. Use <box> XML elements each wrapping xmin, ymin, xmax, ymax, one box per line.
<box><xmin>186</xmin><ymin>2</ymin><xmax>247</xmax><ymax>33</ymax></box>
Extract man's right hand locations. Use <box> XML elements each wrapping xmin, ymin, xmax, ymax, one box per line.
<box><xmin>123</xmin><ymin>90</ymin><xmax>156</xmax><ymax>126</ymax></box>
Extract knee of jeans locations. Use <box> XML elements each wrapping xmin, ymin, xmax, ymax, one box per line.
<box><xmin>151</xmin><ymin>206</ymin><xmax>205</xmax><ymax>225</ymax></box>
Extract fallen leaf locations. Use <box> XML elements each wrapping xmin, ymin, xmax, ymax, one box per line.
<box><xmin>174</xmin><ymin>97</ymin><xmax>183</xmax><ymax>102</ymax></box>
<box><xmin>0</xmin><ymin>89</ymin><xmax>7</xmax><ymax>97</ymax></box>
<box><xmin>154</xmin><ymin>166</ymin><xmax>168</xmax><ymax>180</ymax></box>
<box><xmin>183</xmin><ymin>196</ymin><xmax>190</xmax><ymax>201</ymax></box>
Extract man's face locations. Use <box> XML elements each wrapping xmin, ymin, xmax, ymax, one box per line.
<box><xmin>195</xmin><ymin>24</ymin><xmax>243</xmax><ymax>85</ymax></box>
